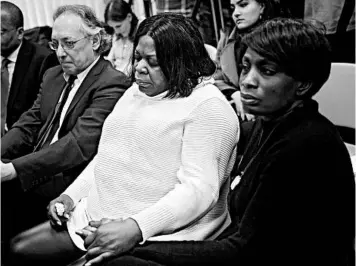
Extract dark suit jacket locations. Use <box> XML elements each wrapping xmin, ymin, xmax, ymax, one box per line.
<box><xmin>1</xmin><ymin>57</ymin><xmax>131</xmax><ymax>198</ymax></box>
<box><xmin>6</xmin><ymin>38</ymin><xmax>56</xmax><ymax>129</ymax></box>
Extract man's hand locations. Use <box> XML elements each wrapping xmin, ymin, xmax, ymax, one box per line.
<box><xmin>1</xmin><ymin>161</ymin><xmax>17</xmax><ymax>182</ymax></box>
<box><xmin>82</xmin><ymin>218</ymin><xmax>143</xmax><ymax>266</ymax></box>
<box><xmin>47</xmin><ymin>194</ymin><xmax>75</xmax><ymax>230</ymax></box>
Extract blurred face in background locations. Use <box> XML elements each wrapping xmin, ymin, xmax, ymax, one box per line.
<box><xmin>134</xmin><ymin>35</ymin><xmax>168</xmax><ymax>97</ymax></box>
<box><xmin>1</xmin><ymin>10</ymin><xmax>23</xmax><ymax>57</ymax></box>
<box><xmin>107</xmin><ymin>13</ymin><xmax>132</xmax><ymax>38</ymax></box>
<box><xmin>231</xmin><ymin>0</ymin><xmax>264</xmax><ymax>31</ymax></box>
<box><xmin>239</xmin><ymin>48</ymin><xmax>300</xmax><ymax>119</ymax></box>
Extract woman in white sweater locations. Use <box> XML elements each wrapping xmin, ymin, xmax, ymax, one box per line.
<box><xmin>9</xmin><ymin>13</ymin><xmax>239</xmax><ymax>266</ymax></box>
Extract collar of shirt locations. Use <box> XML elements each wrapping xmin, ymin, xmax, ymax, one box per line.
<box><xmin>1</xmin><ymin>41</ymin><xmax>22</xmax><ymax>64</ymax></box>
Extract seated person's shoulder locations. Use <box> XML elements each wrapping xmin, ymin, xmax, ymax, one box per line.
<box><xmin>265</xmin><ymin>115</ymin><xmax>347</xmax><ymax>162</ymax></box>
<box><xmin>101</xmin><ymin>63</ymin><xmax>132</xmax><ymax>88</ymax></box>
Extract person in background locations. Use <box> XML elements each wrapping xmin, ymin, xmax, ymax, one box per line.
<box><xmin>8</xmin><ymin>13</ymin><xmax>239</xmax><ymax>266</ymax></box>
<box><xmin>0</xmin><ymin>1</ymin><xmax>57</xmax><ymax>136</ymax></box>
<box><xmin>1</xmin><ymin>4</ymin><xmax>130</xmax><ymax>263</ymax></box>
<box><xmin>94</xmin><ymin>18</ymin><xmax>355</xmax><ymax>266</ymax></box>
<box><xmin>214</xmin><ymin>0</ymin><xmax>290</xmax><ymax>120</ymax></box>
<box><xmin>155</xmin><ymin>0</ymin><xmax>219</xmax><ymax>46</ymax></box>
<box><xmin>104</xmin><ymin>0</ymin><xmax>139</xmax><ymax>76</ymax></box>
<box><xmin>304</xmin><ymin>0</ymin><xmax>355</xmax><ymax>63</ymax></box>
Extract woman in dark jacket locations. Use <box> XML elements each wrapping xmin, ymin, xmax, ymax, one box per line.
<box><xmin>88</xmin><ymin>18</ymin><xmax>355</xmax><ymax>266</ymax></box>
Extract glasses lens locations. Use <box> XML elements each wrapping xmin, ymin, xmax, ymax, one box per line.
<box><xmin>49</xmin><ymin>41</ymin><xmax>58</xmax><ymax>50</ymax></box>
<box><xmin>63</xmin><ymin>41</ymin><xmax>74</xmax><ymax>50</ymax></box>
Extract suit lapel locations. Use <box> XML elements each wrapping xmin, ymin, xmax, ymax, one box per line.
<box><xmin>37</xmin><ymin>74</ymin><xmax>67</xmax><ymax>139</ymax></box>
<box><xmin>7</xmin><ymin>39</ymin><xmax>33</xmax><ymax>110</ymax></box>
<box><xmin>62</xmin><ymin>57</ymin><xmax>105</xmax><ymax>121</ymax></box>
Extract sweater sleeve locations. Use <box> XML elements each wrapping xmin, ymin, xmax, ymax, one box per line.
<box><xmin>62</xmin><ymin>156</ymin><xmax>97</xmax><ymax>205</ymax></box>
<box><xmin>131</xmin><ymin>97</ymin><xmax>239</xmax><ymax>242</ymax></box>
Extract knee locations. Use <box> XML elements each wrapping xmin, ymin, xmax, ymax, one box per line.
<box><xmin>9</xmin><ymin>232</ymin><xmax>31</xmax><ymax>260</ymax></box>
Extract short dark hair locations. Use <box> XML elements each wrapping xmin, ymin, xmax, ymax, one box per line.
<box><xmin>104</xmin><ymin>0</ymin><xmax>138</xmax><ymax>40</ymax></box>
<box><xmin>241</xmin><ymin>18</ymin><xmax>332</xmax><ymax>98</ymax></box>
<box><xmin>132</xmin><ymin>13</ymin><xmax>216</xmax><ymax>98</ymax></box>
<box><xmin>1</xmin><ymin>1</ymin><xmax>24</xmax><ymax>29</ymax></box>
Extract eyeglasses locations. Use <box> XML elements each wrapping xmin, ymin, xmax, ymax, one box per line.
<box><xmin>48</xmin><ymin>36</ymin><xmax>88</xmax><ymax>51</ymax></box>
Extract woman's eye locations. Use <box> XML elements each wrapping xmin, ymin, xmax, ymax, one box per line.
<box><xmin>239</xmin><ymin>63</ymin><xmax>250</xmax><ymax>73</ymax></box>
<box><xmin>148</xmin><ymin>60</ymin><xmax>159</xmax><ymax>67</ymax></box>
<box><xmin>238</xmin><ymin>2</ymin><xmax>248</xmax><ymax>8</ymax></box>
<box><xmin>260</xmin><ymin>67</ymin><xmax>276</xmax><ymax>76</ymax></box>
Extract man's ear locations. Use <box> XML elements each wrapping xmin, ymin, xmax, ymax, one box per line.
<box><xmin>92</xmin><ymin>33</ymin><xmax>101</xmax><ymax>51</ymax></box>
<box><xmin>17</xmin><ymin>27</ymin><xmax>24</xmax><ymax>41</ymax></box>
<box><xmin>296</xmin><ymin>81</ymin><xmax>313</xmax><ymax>97</ymax></box>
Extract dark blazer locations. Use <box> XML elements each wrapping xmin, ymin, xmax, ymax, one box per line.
<box><xmin>6</xmin><ymin>38</ymin><xmax>55</xmax><ymax>129</ymax></box>
<box><xmin>1</xmin><ymin>57</ymin><xmax>131</xmax><ymax>198</ymax></box>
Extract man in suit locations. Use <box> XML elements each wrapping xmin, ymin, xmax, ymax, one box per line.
<box><xmin>1</xmin><ymin>1</ymin><xmax>58</xmax><ymax>136</ymax></box>
<box><xmin>0</xmin><ymin>4</ymin><xmax>131</xmax><ymax>260</ymax></box>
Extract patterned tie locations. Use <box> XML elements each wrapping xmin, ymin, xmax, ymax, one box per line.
<box><xmin>1</xmin><ymin>58</ymin><xmax>11</xmax><ymax>136</ymax></box>
<box><xmin>33</xmin><ymin>75</ymin><xmax>77</xmax><ymax>151</ymax></box>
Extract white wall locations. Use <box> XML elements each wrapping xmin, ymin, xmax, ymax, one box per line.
<box><xmin>7</xmin><ymin>0</ymin><xmax>147</xmax><ymax>30</ymax></box>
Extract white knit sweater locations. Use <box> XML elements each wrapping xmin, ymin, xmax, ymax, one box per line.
<box><xmin>64</xmin><ymin>79</ymin><xmax>239</xmax><ymax>247</ymax></box>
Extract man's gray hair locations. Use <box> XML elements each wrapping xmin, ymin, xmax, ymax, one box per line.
<box><xmin>53</xmin><ymin>4</ymin><xmax>112</xmax><ymax>55</ymax></box>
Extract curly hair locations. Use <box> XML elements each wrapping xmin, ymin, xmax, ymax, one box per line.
<box><xmin>53</xmin><ymin>4</ymin><xmax>112</xmax><ymax>55</ymax></box>
<box><xmin>132</xmin><ymin>13</ymin><xmax>216</xmax><ymax>98</ymax></box>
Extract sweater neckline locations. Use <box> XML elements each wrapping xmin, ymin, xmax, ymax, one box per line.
<box><xmin>132</xmin><ymin>77</ymin><xmax>215</xmax><ymax>101</ymax></box>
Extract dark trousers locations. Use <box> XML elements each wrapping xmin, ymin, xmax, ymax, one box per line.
<box><xmin>1</xmin><ymin>180</ymin><xmax>50</xmax><ymax>264</ymax></box>
<box><xmin>102</xmin><ymin>256</ymin><xmax>164</xmax><ymax>266</ymax></box>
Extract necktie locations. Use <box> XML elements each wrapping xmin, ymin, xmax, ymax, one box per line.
<box><xmin>1</xmin><ymin>58</ymin><xmax>11</xmax><ymax>136</ymax></box>
<box><xmin>33</xmin><ymin>75</ymin><xmax>77</xmax><ymax>151</ymax></box>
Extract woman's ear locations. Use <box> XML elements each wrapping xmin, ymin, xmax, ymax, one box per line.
<box><xmin>259</xmin><ymin>4</ymin><xmax>265</xmax><ymax>19</ymax></box>
<box><xmin>296</xmin><ymin>81</ymin><xmax>313</xmax><ymax>97</ymax></box>
<box><xmin>92</xmin><ymin>33</ymin><xmax>101</xmax><ymax>51</ymax></box>
<box><xmin>127</xmin><ymin>13</ymin><xmax>132</xmax><ymax>22</ymax></box>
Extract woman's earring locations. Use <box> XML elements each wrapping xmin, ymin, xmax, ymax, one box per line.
<box><xmin>259</xmin><ymin>14</ymin><xmax>263</xmax><ymax>20</ymax></box>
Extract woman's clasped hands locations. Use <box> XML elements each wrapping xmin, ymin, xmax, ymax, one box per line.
<box><xmin>76</xmin><ymin>218</ymin><xmax>143</xmax><ymax>266</ymax></box>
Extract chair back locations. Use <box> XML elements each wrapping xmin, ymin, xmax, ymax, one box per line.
<box><xmin>313</xmin><ymin>62</ymin><xmax>355</xmax><ymax>144</ymax></box>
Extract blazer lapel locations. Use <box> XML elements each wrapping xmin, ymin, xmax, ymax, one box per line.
<box><xmin>37</xmin><ymin>74</ymin><xmax>66</xmax><ymax>138</ymax></box>
<box><xmin>7</xmin><ymin>39</ymin><xmax>33</xmax><ymax>110</ymax></box>
<box><xmin>62</xmin><ymin>57</ymin><xmax>106</xmax><ymax>121</ymax></box>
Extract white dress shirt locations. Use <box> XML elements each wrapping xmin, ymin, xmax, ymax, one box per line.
<box><xmin>1</xmin><ymin>42</ymin><xmax>22</xmax><ymax>92</ymax></box>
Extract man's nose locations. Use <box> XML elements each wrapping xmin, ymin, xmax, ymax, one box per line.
<box><xmin>56</xmin><ymin>44</ymin><xmax>67</xmax><ymax>57</ymax></box>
